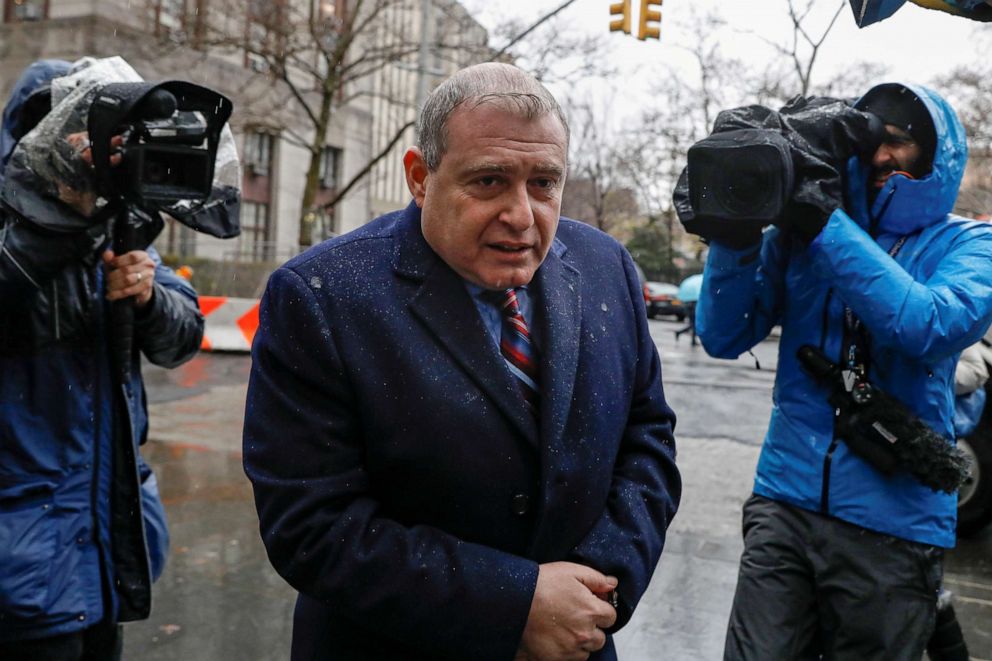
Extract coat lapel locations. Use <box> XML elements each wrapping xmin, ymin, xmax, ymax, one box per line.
<box><xmin>531</xmin><ymin>240</ymin><xmax>581</xmax><ymax>454</ymax></box>
<box><xmin>396</xmin><ymin>206</ymin><xmax>540</xmax><ymax>448</ymax></box>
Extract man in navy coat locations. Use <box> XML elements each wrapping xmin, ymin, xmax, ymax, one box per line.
<box><xmin>243</xmin><ymin>62</ymin><xmax>681</xmax><ymax>661</ymax></box>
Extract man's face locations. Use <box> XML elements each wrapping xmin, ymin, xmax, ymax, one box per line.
<box><xmin>404</xmin><ymin>103</ymin><xmax>567</xmax><ymax>290</ymax></box>
<box><xmin>869</xmin><ymin>124</ymin><xmax>926</xmax><ymax>189</ymax></box>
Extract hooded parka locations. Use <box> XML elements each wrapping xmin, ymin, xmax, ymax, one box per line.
<box><xmin>0</xmin><ymin>61</ymin><xmax>203</xmax><ymax>641</ymax></box>
<box><xmin>697</xmin><ymin>83</ymin><xmax>992</xmax><ymax>549</ymax></box>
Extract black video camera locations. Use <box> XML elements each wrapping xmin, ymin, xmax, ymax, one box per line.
<box><xmin>87</xmin><ymin>81</ymin><xmax>232</xmax><ymax>215</ymax></box>
<box><xmin>673</xmin><ymin>96</ymin><xmax>886</xmax><ymax>248</ymax></box>
<box><xmin>84</xmin><ymin>81</ymin><xmax>237</xmax><ymax>384</ymax></box>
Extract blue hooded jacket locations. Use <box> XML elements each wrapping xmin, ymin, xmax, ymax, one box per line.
<box><xmin>0</xmin><ymin>59</ymin><xmax>70</xmax><ymax>187</ymax></box>
<box><xmin>0</xmin><ymin>61</ymin><xmax>202</xmax><ymax>640</ymax></box>
<box><xmin>697</xmin><ymin>83</ymin><xmax>992</xmax><ymax>548</ymax></box>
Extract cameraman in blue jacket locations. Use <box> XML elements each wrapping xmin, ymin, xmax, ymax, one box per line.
<box><xmin>698</xmin><ymin>83</ymin><xmax>992</xmax><ymax>660</ymax></box>
<box><xmin>0</xmin><ymin>60</ymin><xmax>203</xmax><ymax>659</ymax></box>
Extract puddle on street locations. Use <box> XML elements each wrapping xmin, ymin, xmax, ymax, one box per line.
<box><xmin>122</xmin><ymin>441</ymin><xmax>295</xmax><ymax>661</ymax></box>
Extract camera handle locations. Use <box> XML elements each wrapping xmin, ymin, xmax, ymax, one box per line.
<box><xmin>110</xmin><ymin>207</ymin><xmax>142</xmax><ymax>386</ymax></box>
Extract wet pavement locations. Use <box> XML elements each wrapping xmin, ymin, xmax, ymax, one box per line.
<box><xmin>124</xmin><ymin>318</ymin><xmax>992</xmax><ymax>660</ymax></box>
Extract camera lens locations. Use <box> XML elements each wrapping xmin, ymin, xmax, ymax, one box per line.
<box><xmin>687</xmin><ymin>129</ymin><xmax>794</xmax><ymax>223</ymax></box>
<box><xmin>713</xmin><ymin>156</ymin><xmax>779</xmax><ymax>217</ymax></box>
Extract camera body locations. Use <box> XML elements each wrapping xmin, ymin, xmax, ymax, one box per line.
<box><xmin>122</xmin><ymin>109</ymin><xmax>213</xmax><ymax>206</ymax></box>
<box><xmin>674</xmin><ymin>97</ymin><xmax>885</xmax><ymax>247</ymax></box>
<box><xmin>88</xmin><ymin>81</ymin><xmax>232</xmax><ymax>215</ymax></box>
<box><xmin>0</xmin><ymin>61</ymin><xmax>239</xmax><ymax>240</ymax></box>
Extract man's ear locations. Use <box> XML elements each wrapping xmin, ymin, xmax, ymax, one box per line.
<box><xmin>403</xmin><ymin>147</ymin><xmax>430</xmax><ymax>208</ymax></box>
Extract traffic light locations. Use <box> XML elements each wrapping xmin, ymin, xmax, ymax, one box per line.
<box><xmin>609</xmin><ymin>0</ymin><xmax>631</xmax><ymax>34</ymax></box>
<box><xmin>638</xmin><ymin>0</ymin><xmax>662</xmax><ymax>40</ymax></box>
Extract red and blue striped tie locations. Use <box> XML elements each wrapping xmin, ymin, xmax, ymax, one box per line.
<box><xmin>498</xmin><ymin>288</ymin><xmax>540</xmax><ymax>415</ymax></box>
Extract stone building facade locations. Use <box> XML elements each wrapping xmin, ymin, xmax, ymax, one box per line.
<box><xmin>0</xmin><ymin>0</ymin><xmax>488</xmax><ymax>266</ymax></box>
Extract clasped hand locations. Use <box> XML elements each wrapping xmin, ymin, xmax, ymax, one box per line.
<box><xmin>515</xmin><ymin>561</ymin><xmax>618</xmax><ymax>661</ymax></box>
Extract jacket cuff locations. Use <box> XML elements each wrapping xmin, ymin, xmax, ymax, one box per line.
<box><xmin>133</xmin><ymin>283</ymin><xmax>163</xmax><ymax>327</ymax></box>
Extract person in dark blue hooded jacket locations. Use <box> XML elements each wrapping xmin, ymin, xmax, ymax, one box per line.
<box><xmin>0</xmin><ymin>60</ymin><xmax>203</xmax><ymax>659</ymax></box>
<box><xmin>698</xmin><ymin>83</ymin><xmax>992</xmax><ymax>660</ymax></box>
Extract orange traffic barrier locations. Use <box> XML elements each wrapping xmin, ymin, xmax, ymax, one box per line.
<box><xmin>198</xmin><ymin>296</ymin><xmax>259</xmax><ymax>352</ymax></box>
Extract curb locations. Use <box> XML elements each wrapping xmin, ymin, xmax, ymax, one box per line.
<box><xmin>199</xmin><ymin>296</ymin><xmax>259</xmax><ymax>353</ymax></box>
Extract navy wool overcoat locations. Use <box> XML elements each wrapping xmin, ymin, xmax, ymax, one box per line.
<box><xmin>243</xmin><ymin>203</ymin><xmax>681</xmax><ymax>661</ymax></box>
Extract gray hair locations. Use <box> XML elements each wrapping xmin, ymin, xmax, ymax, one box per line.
<box><xmin>417</xmin><ymin>62</ymin><xmax>569</xmax><ymax>171</ymax></box>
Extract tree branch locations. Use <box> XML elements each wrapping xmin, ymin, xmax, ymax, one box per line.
<box><xmin>490</xmin><ymin>0</ymin><xmax>581</xmax><ymax>60</ymax></box>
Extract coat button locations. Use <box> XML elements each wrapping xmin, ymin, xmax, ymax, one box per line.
<box><xmin>511</xmin><ymin>493</ymin><xmax>530</xmax><ymax>516</ymax></box>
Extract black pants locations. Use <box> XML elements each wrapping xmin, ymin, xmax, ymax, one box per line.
<box><xmin>724</xmin><ymin>494</ymin><xmax>942</xmax><ymax>661</ymax></box>
<box><xmin>0</xmin><ymin>619</ymin><xmax>122</xmax><ymax>661</ymax></box>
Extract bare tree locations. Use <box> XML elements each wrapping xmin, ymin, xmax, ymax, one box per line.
<box><xmin>490</xmin><ymin>14</ymin><xmax>615</xmax><ymax>84</ymax></box>
<box><xmin>938</xmin><ymin>30</ymin><xmax>992</xmax><ymax>216</ymax></box>
<box><xmin>562</xmin><ymin>94</ymin><xmax>636</xmax><ymax>234</ymax></box>
<box><xmin>608</xmin><ymin>7</ymin><xmax>749</xmax><ymax>268</ymax></box>
<box><xmin>754</xmin><ymin>0</ymin><xmax>846</xmax><ymax>97</ymax></box>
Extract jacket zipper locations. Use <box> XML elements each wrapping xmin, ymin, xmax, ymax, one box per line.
<box><xmin>52</xmin><ymin>280</ymin><xmax>61</xmax><ymax>340</ymax></box>
<box><xmin>820</xmin><ymin>186</ymin><xmax>896</xmax><ymax>513</ymax></box>
<box><xmin>819</xmin><ymin>289</ymin><xmax>833</xmax><ymax>352</ymax></box>
<box><xmin>821</xmin><ymin>438</ymin><xmax>839</xmax><ymax>514</ymax></box>
<box><xmin>818</xmin><ymin>233</ymin><xmax>905</xmax><ymax>513</ymax></box>
<box><xmin>819</xmin><ymin>287</ymin><xmax>837</xmax><ymax>514</ymax></box>
<box><xmin>90</xmin><ymin>295</ymin><xmax>110</xmax><ymax>619</ymax></box>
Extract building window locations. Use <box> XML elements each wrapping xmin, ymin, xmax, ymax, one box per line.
<box><xmin>319</xmin><ymin>147</ymin><xmax>341</xmax><ymax>190</ymax></box>
<box><xmin>244</xmin><ymin>131</ymin><xmax>274</xmax><ymax>177</ymax></box>
<box><xmin>240</xmin><ymin>201</ymin><xmax>271</xmax><ymax>261</ymax></box>
<box><xmin>5</xmin><ymin>0</ymin><xmax>47</xmax><ymax>22</ymax></box>
<box><xmin>317</xmin><ymin>0</ymin><xmax>337</xmax><ymax>20</ymax></box>
<box><xmin>153</xmin><ymin>0</ymin><xmax>208</xmax><ymax>45</ymax></box>
<box><xmin>155</xmin><ymin>0</ymin><xmax>186</xmax><ymax>37</ymax></box>
<box><xmin>160</xmin><ymin>0</ymin><xmax>184</xmax><ymax>22</ymax></box>
<box><xmin>248</xmin><ymin>0</ymin><xmax>280</xmax><ymax>23</ymax></box>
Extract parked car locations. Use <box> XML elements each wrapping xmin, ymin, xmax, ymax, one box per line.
<box><xmin>645</xmin><ymin>282</ymin><xmax>686</xmax><ymax>320</ymax></box>
<box><xmin>958</xmin><ymin>381</ymin><xmax>992</xmax><ymax>536</ymax></box>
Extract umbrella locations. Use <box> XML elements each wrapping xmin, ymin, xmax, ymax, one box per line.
<box><xmin>849</xmin><ymin>0</ymin><xmax>990</xmax><ymax>27</ymax></box>
<box><xmin>678</xmin><ymin>274</ymin><xmax>703</xmax><ymax>304</ymax></box>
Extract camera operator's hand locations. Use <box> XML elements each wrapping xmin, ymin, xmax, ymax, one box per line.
<box><xmin>55</xmin><ymin>132</ymin><xmax>125</xmax><ymax>218</ymax></box>
<box><xmin>103</xmin><ymin>250</ymin><xmax>155</xmax><ymax>308</ymax></box>
<box><xmin>71</xmin><ymin>131</ymin><xmax>125</xmax><ymax>168</ymax></box>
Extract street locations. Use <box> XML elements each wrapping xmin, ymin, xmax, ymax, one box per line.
<box><xmin>126</xmin><ymin>318</ymin><xmax>992</xmax><ymax>660</ymax></box>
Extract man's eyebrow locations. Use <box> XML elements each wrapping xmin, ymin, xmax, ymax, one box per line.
<box><xmin>461</xmin><ymin>162</ymin><xmax>565</xmax><ymax>178</ymax></box>
<box><xmin>463</xmin><ymin>162</ymin><xmax>511</xmax><ymax>174</ymax></box>
<box><xmin>533</xmin><ymin>163</ymin><xmax>565</xmax><ymax>177</ymax></box>
<box><xmin>884</xmin><ymin>126</ymin><xmax>915</xmax><ymax>143</ymax></box>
